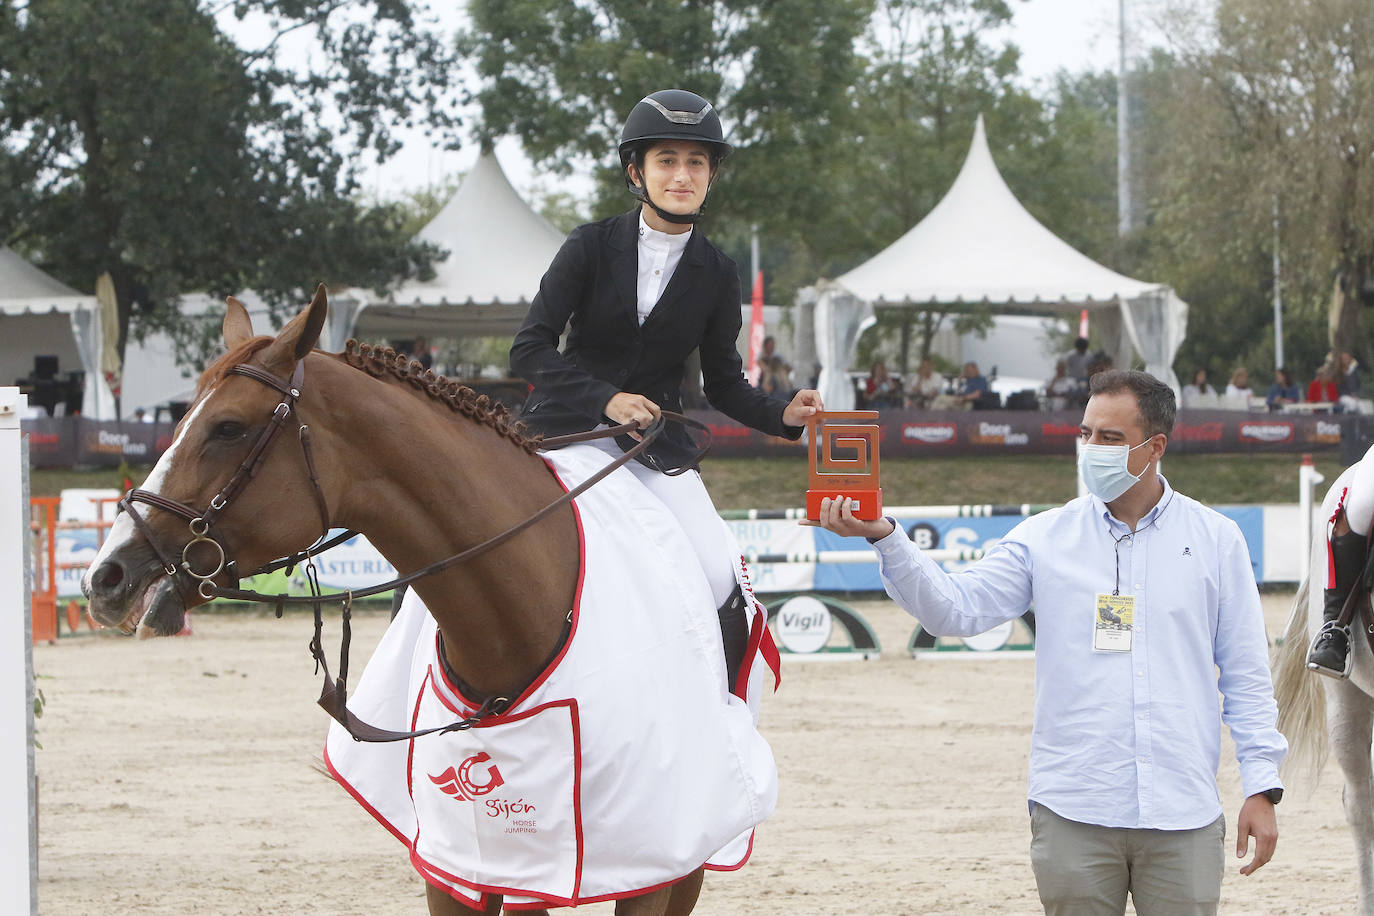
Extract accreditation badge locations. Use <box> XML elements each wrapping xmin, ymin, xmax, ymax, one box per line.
<box><xmin>1092</xmin><ymin>593</ymin><xmax>1134</xmax><ymax>652</ymax></box>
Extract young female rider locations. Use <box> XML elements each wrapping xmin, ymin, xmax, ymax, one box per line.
<box><xmin>510</xmin><ymin>88</ymin><xmax>823</xmax><ymax>674</ymax></box>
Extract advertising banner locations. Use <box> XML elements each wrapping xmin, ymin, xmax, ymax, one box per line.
<box><xmin>688</xmin><ymin>409</ymin><xmax>1346</xmax><ymax>458</ymax></box>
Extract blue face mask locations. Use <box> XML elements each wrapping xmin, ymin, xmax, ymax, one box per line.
<box><xmin>1078</xmin><ymin>439</ymin><xmax>1154</xmax><ymax>502</ymax></box>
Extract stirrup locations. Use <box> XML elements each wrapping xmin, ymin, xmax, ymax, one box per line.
<box><xmin>1307</xmin><ymin>621</ymin><xmax>1354</xmax><ymax>680</ymax></box>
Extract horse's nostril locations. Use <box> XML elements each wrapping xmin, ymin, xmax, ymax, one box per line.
<box><xmin>93</xmin><ymin>561</ymin><xmax>125</xmax><ymax>592</ymax></box>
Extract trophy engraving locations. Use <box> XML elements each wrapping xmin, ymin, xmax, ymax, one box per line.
<box><xmin>806</xmin><ymin>411</ymin><xmax>883</xmax><ymax>521</ymax></box>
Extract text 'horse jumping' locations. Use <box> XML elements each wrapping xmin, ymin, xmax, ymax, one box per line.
<box><xmin>82</xmin><ymin>286</ymin><xmax>776</xmax><ymax>915</ymax></box>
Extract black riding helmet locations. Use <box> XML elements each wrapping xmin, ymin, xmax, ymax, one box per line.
<box><xmin>618</xmin><ymin>89</ymin><xmax>733</xmax><ymax>225</ymax></box>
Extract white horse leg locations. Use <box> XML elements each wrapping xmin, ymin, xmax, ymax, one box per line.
<box><xmin>1327</xmin><ymin>678</ymin><xmax>1374</xmax><ymax>915</ymax></box>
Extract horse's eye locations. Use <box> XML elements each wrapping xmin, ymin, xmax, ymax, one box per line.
<box><xmin>210</xmin><ymin>421</ymin><xmax>247</xmax><ymax>441</ymax></box>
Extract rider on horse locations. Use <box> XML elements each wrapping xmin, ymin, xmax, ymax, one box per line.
<box><xmin>510</xmin><ymin>88</ymin><xmax>824</xmax><ymax>682</ymax></box>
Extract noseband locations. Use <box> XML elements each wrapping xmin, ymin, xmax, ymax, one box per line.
<box><xmin>118</xmin><ymin>361</ymin><xmax>334</xmax><ymax>602</ymax></box>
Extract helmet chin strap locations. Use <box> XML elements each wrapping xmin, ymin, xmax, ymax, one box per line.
<box><xmin>628</xmin><ymin>162</ymin><xmax>711</xmax><ymax>225</ymax></box>
<box><xmin>634</xmin><ymin>184</ymin><xmax>704</xmax><ymax>225</ymax></box>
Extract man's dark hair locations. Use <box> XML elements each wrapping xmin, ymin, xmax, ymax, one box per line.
<box><xmin>1074</xmin><ymin>336</ymin><xmax>1089</xmax><ymax>352</ymax></box>
<box><xmin>1089</xmin><ymin>369</ymin><xmax>1176</xmax><ymax>437</ymax></box>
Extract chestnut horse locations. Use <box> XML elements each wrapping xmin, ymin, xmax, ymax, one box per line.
<box><xmin>82</xmin><ymin>286</ymin><xmax>712</xmax><ymax>915</ymax></box>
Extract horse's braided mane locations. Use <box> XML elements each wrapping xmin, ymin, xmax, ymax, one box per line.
<box><xmin>342</xmin><ymin>339</ymin><xmax>542</xmax><ymax>454</ymax></box>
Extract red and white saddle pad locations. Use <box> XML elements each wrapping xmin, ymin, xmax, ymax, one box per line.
<box><xmin>324</xmin><ymin>445</ymin><xmax>778</xmax><ymax>910</ymax></box>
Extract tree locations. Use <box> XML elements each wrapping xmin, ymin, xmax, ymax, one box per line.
<box><xmin>456</xmin><ymin>0</ymin><xmax>873</xmax><ymax>287</ymax></box>
<box><xmin>0</xmin><ymin>0</ymin><xmax>464</xmax><ymax>368</ymax></box>
<box><xmin>1147</xmin><ymin>0</ymin><xmax>1374</xmax><ymax>380</ymax></box>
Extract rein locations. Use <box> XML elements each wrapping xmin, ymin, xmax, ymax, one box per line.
<box><xmin>120</xmin><ymin>354</ymin><xmax>712</xmax><ymax>742</ymax></box>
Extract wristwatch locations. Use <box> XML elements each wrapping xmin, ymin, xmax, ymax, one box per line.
<box><xmin>1260</xmin><ymin>787</ymin><xmax>1283</xmax><ymax>805</ymax></box>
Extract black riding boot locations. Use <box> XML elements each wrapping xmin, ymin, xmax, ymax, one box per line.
<box><xmin>1308</xmin><ymin>530</ymin><xmax>1369</xmax><ymax>678</ymax></box>
<box><xmin>718</xmin><ymin>584</ymin><xmax>749</xmax><ymax>696</ymax></box>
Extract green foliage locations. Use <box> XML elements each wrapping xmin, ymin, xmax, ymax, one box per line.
<box><xmin>459</xmin><ymin>0</ymin><xmax>1118</xmax><ymax>372</ymax></box>
<box><xmin>1131</xmin><ymin>1</ymin><xmax>1374</xmax><ymax>384</ymax></box>
<box><xmin>0</xmin><ymin>0</ymin><xmax>464</xmax><ymax>361</ymax></box>
<box><xmin>457</xmin><ymin>0</ymin><xmax>874</xmax><ymax>285</ymax></box>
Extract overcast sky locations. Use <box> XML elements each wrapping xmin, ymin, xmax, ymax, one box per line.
<box><xmin>362</xmin><ymin>0</ymin><xmax>1166</xmax><ymax>200</ymax></box>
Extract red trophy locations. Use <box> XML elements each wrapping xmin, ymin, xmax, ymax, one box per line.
<box><xmin>805</xmin><ymin>411</ymin><xmax>883</xmax><ymax>521</ymax></box>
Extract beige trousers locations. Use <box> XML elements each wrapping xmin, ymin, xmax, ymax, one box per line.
<box><xmin>1029</xmin><ymin>804</ymin><xmax>1225</xmax><ymax>916</ymax></box>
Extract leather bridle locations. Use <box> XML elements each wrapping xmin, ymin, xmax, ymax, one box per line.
<box><xmin>116</xmin><ymin>354</ymin><xmax>712</xmax><ymax>743</ymax></box>
<box><xmin>118</xmin><ymin>361</ymin><xmax>333</xmax><ymax>604</ymax></box>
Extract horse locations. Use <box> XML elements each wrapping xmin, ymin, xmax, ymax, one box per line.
<box><xmin>81</xmin><ymin>285</ymin><xmax>773</xmax><ymax>915</ymax></box>
<box><xmin>1275</xmin><ymin>460</ymin><xmax>1374</xmax><ymax>914</ymax></box>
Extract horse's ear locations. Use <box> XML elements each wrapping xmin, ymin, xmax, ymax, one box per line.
<box><xmin>223</xmin><ymin>296</ymin><xmax>254</xmax><ymax>349</ymax></box>
<box><xmin>294</xmin><ymin>283</ymin><xmax>329</xmax><ymax>361</ymax></box>
<box><xmin>259</xmin><ymin>284</ymin><xmax>329</xmax><ymax>377</ymax></box>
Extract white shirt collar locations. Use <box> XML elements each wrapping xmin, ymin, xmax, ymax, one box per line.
<box><xmin>638</xmin><ymin>213</ymin><xmax>692</xmax><ymax>251</ymax></box>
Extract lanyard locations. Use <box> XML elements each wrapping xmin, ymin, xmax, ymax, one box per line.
<box><xmin>1112</xmin><ymin>530</ymin><xmax>1133</xmax><ymax>596</ymax></box>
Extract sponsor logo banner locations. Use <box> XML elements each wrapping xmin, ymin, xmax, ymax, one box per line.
<box><xmin>1240</xmin><ymin>421</ymin><xmax>1294</xmax><ymax>444</ymax></box>
<box><xmin>902</xmin><ymin>423</ymin><xmax>957</xmax><ymax>444</ymax></box>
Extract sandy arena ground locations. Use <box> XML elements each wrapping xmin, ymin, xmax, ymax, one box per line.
<box><xmin>32</xmin><ymin>591</ymin><xmax>1358</xmax><ymax>915</ymax></box>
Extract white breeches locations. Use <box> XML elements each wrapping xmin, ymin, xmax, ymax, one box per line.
<box><xmin>1344</xmin><ymin>444</ymin><xmax>1374</xmax><ymax>538</ymax></box>
<box><xmin>576</xmin><ymin>439</ymin><xmax>738</xmax><ymax>609</ymax></box>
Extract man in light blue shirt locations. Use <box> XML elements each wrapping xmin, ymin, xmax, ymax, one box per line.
<box><xmin>810</xmin><ymin>369</ymin><xmax>1286</xmax><ymax>915</ymax></box>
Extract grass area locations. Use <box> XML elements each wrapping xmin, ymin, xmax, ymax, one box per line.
<box><xmin>699</xmin><ymin>452</ymin><xmax>1347</xmax><ymax>510</ymax></box>
<box><xmin>31</xmin><ymin>451</ymin><xmax>1348</xmax><ymax>509</ymax></box>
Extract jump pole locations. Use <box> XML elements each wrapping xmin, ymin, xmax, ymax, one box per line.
<box><xmin>1</xmin><ymin>387</ymin><xmax>38</xmax><ymax>913</ymax></box>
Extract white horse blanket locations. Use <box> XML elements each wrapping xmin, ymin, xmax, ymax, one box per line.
<box><xmin>323</xmin><ymin>445</ymin><xmax>778</xmax><ymax>910</ymax></box>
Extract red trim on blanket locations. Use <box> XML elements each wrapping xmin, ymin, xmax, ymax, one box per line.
<box><xmin>432</xmin><ymin>455</ymin><xmax>588</xmax><ymax>717</ymax></box>
<box><xmin>737</xmin><ymin>556</ymin><xmax>781</xmax><ymax>692</ymax></box>
<box><xmin>413</xmin><ymin>858</ymin><xmax>488</xmax><ymax>910</ymax></box>
<box><xmin>406</xmin><ymin>667</ymin><xmax>429</xmax><ymax>800</ymax></box>
<box><xmin>733</xmin><ymin>611</ymin><xmax>763</xmax><ymax>698</ymax></box>
<box><xmin>570</xmin><ymin>699</ymin><xmax>585</xmax><ymax>902</ymax></box>
<box><xmin>550</xmin><ymin>869</ymin><xmax>708</xmax><ymax>906</ymax></box>
<box><xmin>1329</xmin><ymin>486</ymin><xmax>1350</xmax><ymax>589</ymax></box>
<box><xmin>406</xmin><ymin>693</ymin><xmax>588</xmax><ymax>907</ymax></box>
<box><xmin>321</xmin><ymin>694</ymin><xmax>489</xmax><ymax>914</ymax></box>
<box><xmin>321</xmin><ymin>745</ymin><xmax>411</xmax><ymax>847</ymax></box>
<box><xmin>703</xmin><ymin>829</ymin><xmax>756</xmax><ymax>872</ymax></box>
<box><xmin>760</xmin><ymin>627</ymin><xmax>782</xmax><ymax>691</ymax></box>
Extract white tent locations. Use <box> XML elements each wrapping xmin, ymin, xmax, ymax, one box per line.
<box><xmin>0</xmin><ymin>247</ymin><xmax>116</xmax><ymax>419</ymax></box>
<box><xmin>804</xmin><ymin>115</ymin><xmax>1189</xmax><ymax>410</ymax></box>
<box><xmin>326</xmin><ymin>149</ymin><xmax>568</xmax><ymax>349</ymax></box>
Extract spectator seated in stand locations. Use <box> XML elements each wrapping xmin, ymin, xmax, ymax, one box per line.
<box><xmin>1063</xmin><ymin>336</ymin><xmax>1091</xmax><ymax>385</ymax></box>
<box><xmin>1336</xmin><ymin>350</ymin><xmax>1373</xmax><ymax>414</ymax></box>
<box><xmin>758</xmin><ymin>355</ymin><xmax>794</xmax><ymax>401</ymax></box>
<box><xmin>1225</xmin><ymin>366</ymin><xmax>1253</xmax><ymax>398</ymax></box>
<box><xmin>863</xmin><ymin>360</ymin><xmax>902</xmax><ymax>409</ymax></box>
<box><xmin>1180</xmin><ymin>368</ymin><xmax>1218</xmax><ymax>409</ymax></box>
<box><xmin>1046</xmin><ymin>359</ymin><xmax>1083</xmax><ymax>411</ymax></box>
<box><xmin>1307</xmin><ymin>364</ymin><xmax>1340</xmax><ymax>410</ymax></box>
<box><xmin>904</xmin><ymin>358</ymin><xmax>945</xmax><ymax>410</ymax></box>
<box><xmin>1339</xmin><ymin>350</ymin><xmax>1362</xmax><ymax>398</ymax></box>
<box><xmin>1265</xmin><ymin>368</ymin><xmax>1301</xmax><ymax>411</ymax></box>
<box><xmin>953</xmin><ymin>361</ymin><xmax>998</xmax><ymax>410</ymax></box>
<box><xmin>1223</xmin><ymin>367</ymin><xmax>1254</xmax><ymax>410</ymax></box>
<box><xmin>1086</xmin><ymin>351</ymin><xmax>1114</xmax><ymax>381</ymax></box>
